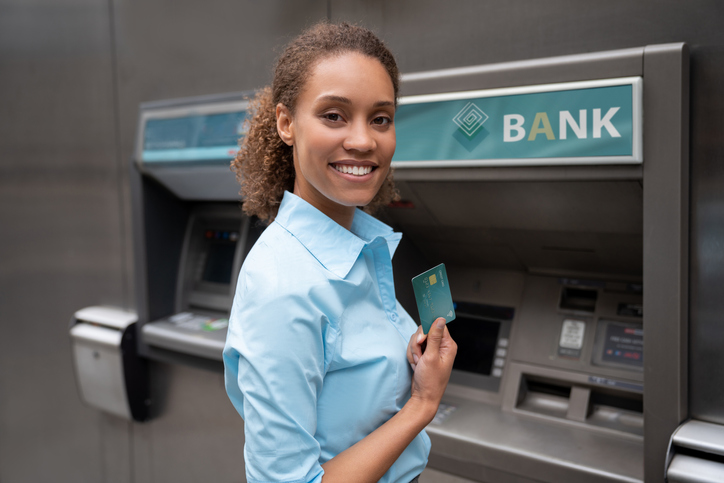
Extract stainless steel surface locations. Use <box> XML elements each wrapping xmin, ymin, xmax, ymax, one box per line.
<box><xmin>641</xmin><ymin>43</ymin><xmax>690</xmax><ymax>483</ymax></box>
<box><xmin>130</xmin><ymin>362</ymin><xmax>246</xmax><ymax>482</ymax></box>
<box><xmin>420</xmin><ymin>468</ymin><xmax>483</xmax><ymax>483</ymax></box>
<box><xmin>671</xmin><ymin>420</ymin><xmax>724</xmax><ymax>456</ymax></box>
<box><xmin>510</xmin><ymin>276</ymin><xmax>644</xmax><ymax>382</ymax></box>
<box><xmin>399</xmin><ymin>47</ymin><xmax>644</xmax><ymax>97</ymax></box>
<box><xmin>665</xmin><ymin>421</ymin><xmax>724</xmax><ymax>483</ymax></box>
<box><xmin>393</xmin><ymin>165</ymin><xmax>644</xmax><ymax>183</ymax></box>
<box><xmin>502</xmin><ymin>362</ymin><xmax>643</xmax><ymax>439</ymax></box>
<box><xmin>142</xmin><ymin>322</ymin><xmax>225</xmax><ymax>360</ymax></box>
<box><xmin>142</xmin><ymin>166</ymin><xmax>241</xmax><ymax>201</ymax></box>
<box><xmin>386</xmin><ymin>180</ymin><xmax>643</xmax><ymax>275</ymax></box>
<box><xmin>426</xmin><ymin>395</ymin><xmax>643</xmax><ymax>483</ymax></box>
<box><xmin>666</xmin><ymin>455</ymin><xmax>724</xmax><ymax>483</ymax></box>
<box><xmin>0</xmin><ymin>0</ymin><xmax>126</xmax><ymax>480</ymax></box>
<box><xmin>688</xmin><ymin>19</ymin><xmax>724</xmax><ymax>427</ymax></box>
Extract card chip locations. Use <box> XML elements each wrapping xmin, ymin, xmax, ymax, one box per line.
<box><xmin>429</xmin><ymin>274</ymin><xmax>437</xmax><ymax>285</ymax></box>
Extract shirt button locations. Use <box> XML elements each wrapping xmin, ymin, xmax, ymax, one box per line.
<box><xmin>390</xmin><ymin>313</ymin><xmax>397</xmax><ymax>321</ymax></box>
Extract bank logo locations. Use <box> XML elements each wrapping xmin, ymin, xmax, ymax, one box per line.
<box><xmin>452</xmin><ymin>102</ymin><xmax>488</xmax><ymax>137</ymax></box>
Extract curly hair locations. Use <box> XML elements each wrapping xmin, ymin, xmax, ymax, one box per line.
<box><xmin>231</xmin><ymin>22</ymin><xmax>400</xmax><ymax>224</ymax></box>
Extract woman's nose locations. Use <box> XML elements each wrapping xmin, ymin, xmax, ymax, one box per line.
<box><xmin>343</xmin><ymin>122</ymin><xmax>376</xmax><ymax>152</ymax></box>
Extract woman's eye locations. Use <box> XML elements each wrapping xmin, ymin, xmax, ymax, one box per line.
<box><xmin>324</xmin><ymin>113</ymin><xmax>341</xmax><ymax>122</ymax></box>
<box><xmin>372</xmin><ymin>116</ymin><xmax>392</xmax><ymax>126</ymax></box>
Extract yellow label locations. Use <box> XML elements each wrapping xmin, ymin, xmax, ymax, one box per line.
<box><xmin>429</xmin><ymin>274</ymin><xmax>437</xmax><ymax>285</ymax></box>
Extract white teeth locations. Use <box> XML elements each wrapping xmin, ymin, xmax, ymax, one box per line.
<box><xmin>334</xmin><ymin>164</ymin><xmax>373</xmax><ymax>176</ymax></box>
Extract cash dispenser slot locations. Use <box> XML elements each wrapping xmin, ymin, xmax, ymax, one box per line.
<box><xmin>560</xmin><ymin>287</ymin><xmax>598</xmax><ymax>313</ymax></box>
<box><xmin>514</xmin><ymin>371</ymin><xmax>644</xmax><ymax>437</ymax></box>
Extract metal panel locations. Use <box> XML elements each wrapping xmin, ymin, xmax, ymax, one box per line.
<box><xmin>671</xmin><ymin>420</ymin><xmax>724</xmax><ymax>457</ymax></box>
<box><xmin>425</xmin><ymin>394</ymin><xmax>643</xmax><ymax>483</ymax></box>
<box><xmin>130</xmin><ymin>362</ymin><xmax>246</xmax><ymax>483</ymax></box>
<box><xmin>667</xmin><ymin>455</ymin><xmax>724</xmax><ymax>483</ymax></box>
<box><xmin>0</xmin><ymin>0</ymin><xmax>128</xmax><ymax>481</ymax></box>
<box><xmin>641</xmin><ymin>43</ymin><xmax>690</xmax><ymax>483</ymax></box>
<box><xmin>398</xmin><ymin>49</ymin><xmax>644</xmax><ymax>97</ymax></box>
<box><xmin>688</xmin><ymin>23</ymin><xmax>724</xmax><ymax>427</ymax></box>
<box><xmin>666</xmin><ymin>420</ymin><xmax>724</xmax><ymax>483</ymax></box>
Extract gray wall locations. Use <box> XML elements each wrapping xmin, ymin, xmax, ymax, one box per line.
<box><xmin>1</xmin><ymin>0</ymin><xmax>723</xmax><ymax>482</ymax></box>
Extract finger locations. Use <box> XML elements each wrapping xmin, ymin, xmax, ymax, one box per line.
<box><xmin>439</xmin><ymin>324</ymin><xmax>458</xmax><ymax>358</ymax></box>
<box><xmin>407</xmin><ymin>334</ymin><xmax>416</xmax><ymax>365</ymax></box>
<box><xmin>413</xmin><ymin>326</ymin><xmax>426</xmax><ymax>359</ymax></box>
<box><xmin>415</xmin><ymin>326</ymin><xmax>427</xmax><ymax>345</ymax></box>
<box><xmin>423</xmin><ymin>318</ymin><xmax>447</xmax><ymax>358</ymax></box>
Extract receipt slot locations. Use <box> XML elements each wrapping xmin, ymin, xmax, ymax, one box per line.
<box><xmin>70</xmin><ymin>306</ymin><xmax>150</xmax><ymax>422</ymax></box>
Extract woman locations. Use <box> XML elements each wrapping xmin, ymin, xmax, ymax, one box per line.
<box><xmin>223</xmin><ymin>22</ymin><xmax>457</xmax><ymax>483</ymax></box>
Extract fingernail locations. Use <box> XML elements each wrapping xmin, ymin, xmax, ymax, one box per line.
<box><xmin>413</xmin><ymin>354</ymin><xmax>419</xmax><ymax>364</ymax></box>
<box><xmin>437</xmin><ymin>319</ymin><xmax>446</xmax><ymax>329</ymax></box>
<box><xmin>417</xmin><ymin>333</ymin><xmax>424</xmax><ymax>344</ymax></box>
<box><xmin>411</xmin><ymin>363</ymin><xmax>416</xmax><ymax>371</ymax></box>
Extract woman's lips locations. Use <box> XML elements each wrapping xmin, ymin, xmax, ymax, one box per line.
<box><xmin>331</xmin><ymin>163</ymin><xmax>375</xmax><ymax>176</ymax></box>
<box><xmin>330</xmin><ymin>160</ymin><xmax>378</xmax><ymax>177</ymax></box>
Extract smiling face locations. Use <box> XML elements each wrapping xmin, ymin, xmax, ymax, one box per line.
<box><xmin>276</xmin><ymin>52</ymin><xmax>396</xmax><ymax>228</ymax></box>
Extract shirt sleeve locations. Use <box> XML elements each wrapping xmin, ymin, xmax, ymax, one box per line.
<box><xmin>223</xmin><ymin>240</ymin><xmax>334</xmax><ymax>483</ymax></box>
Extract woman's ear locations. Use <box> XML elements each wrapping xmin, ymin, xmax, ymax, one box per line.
<box><xmin>276</xmin><ymin>103</ymin><xmax>294</xmax><ymax>146</ymax></box>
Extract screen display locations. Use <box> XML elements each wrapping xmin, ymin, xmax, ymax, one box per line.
<box><xmin>447</xmin><ymin>315</ymin><xmax>500</xmax><ymax>376</ymax></box>
<box><xmin>601</xmin><ymin>321</ymin><xmax>643</xmax><ymax>368</ymax></box>
<box><xmin>200</xmin><ymin>230</ymin><xmax>238</xmax><ymax>285</ymax></box>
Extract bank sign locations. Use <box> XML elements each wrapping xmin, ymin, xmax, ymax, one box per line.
<box><xmin>392</xmin><ymin>77</ymin><xmax>642</xmax><ymax>167</ymax></box>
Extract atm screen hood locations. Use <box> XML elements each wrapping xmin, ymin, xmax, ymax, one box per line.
<box><xmin>383</xmin><ymin>174</ymin><xmax>643</xmax><ymax>278</ymax></box>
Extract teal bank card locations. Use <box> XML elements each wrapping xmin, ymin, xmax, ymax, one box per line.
<box><xmin>412</xmin><ymin>263</ymin><xmax>456</xmax><ymax>334</ymax></box>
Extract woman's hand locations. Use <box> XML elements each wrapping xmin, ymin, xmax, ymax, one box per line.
<box><xmin>406</xmin><ymin>318</ymin><xmax>457</xmax><ymax>422</ymax></box>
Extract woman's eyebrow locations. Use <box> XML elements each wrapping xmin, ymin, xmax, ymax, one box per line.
<box><xmin>318</xmin><ymin>95</ymin><xmax>394</xmax><ymax>108</ymax></box>
<box><xmin>319</xmin><ymin>95</ymin><xmax>351</xmax><ymax>104</ymax></box>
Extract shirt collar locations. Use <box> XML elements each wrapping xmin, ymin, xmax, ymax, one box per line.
<box><xmin>274</xmin><ymin>191</ymin><xmax>402</xmax><ymax>279</ymax></box>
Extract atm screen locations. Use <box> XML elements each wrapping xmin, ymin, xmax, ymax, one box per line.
<box><xmin>448</xmin><ymin>315</ymin><xmax>501</xmax><ymax>376</ymax></box>
<box><xmin>199</xmin><ymin>230</ymin><xmax>239</xmax><ymax>286</ymax></box>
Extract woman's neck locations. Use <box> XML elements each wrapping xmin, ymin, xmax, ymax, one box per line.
<box><xmin>293</xmin><ymin>181</ymin><xmax>356</xmax><ymax>230</ymax></box>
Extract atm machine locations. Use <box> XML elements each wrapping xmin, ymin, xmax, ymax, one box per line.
<box><xmin>382</xmin><ymin>43</ymin><xmax>688</xmax><ymax>483</ymax></box>
<box><xmin>124</xmin><ymin>44</ymin><xmax>691</xmax><ymax>483</ymax></box>
<box><xmin>129</xmin><ymin>91</ymin><xmax>264</xmax><ymax>371</ymax></box>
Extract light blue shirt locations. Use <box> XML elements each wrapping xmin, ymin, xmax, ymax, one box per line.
<box><xmin>224</xmin><ymin>191</ymin><xmax>430</xmax><ymax>483</ymax></box>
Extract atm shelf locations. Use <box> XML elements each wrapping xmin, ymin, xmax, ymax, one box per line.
<box><xmin>426</xmin><ymin>395</ymin><xmax>643</xmax><ymax>483</ymax></box>
<box><xmin>142</xmin><ymin>320</ymin><xmax>226</xmax><ymax>361</ymax></box>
